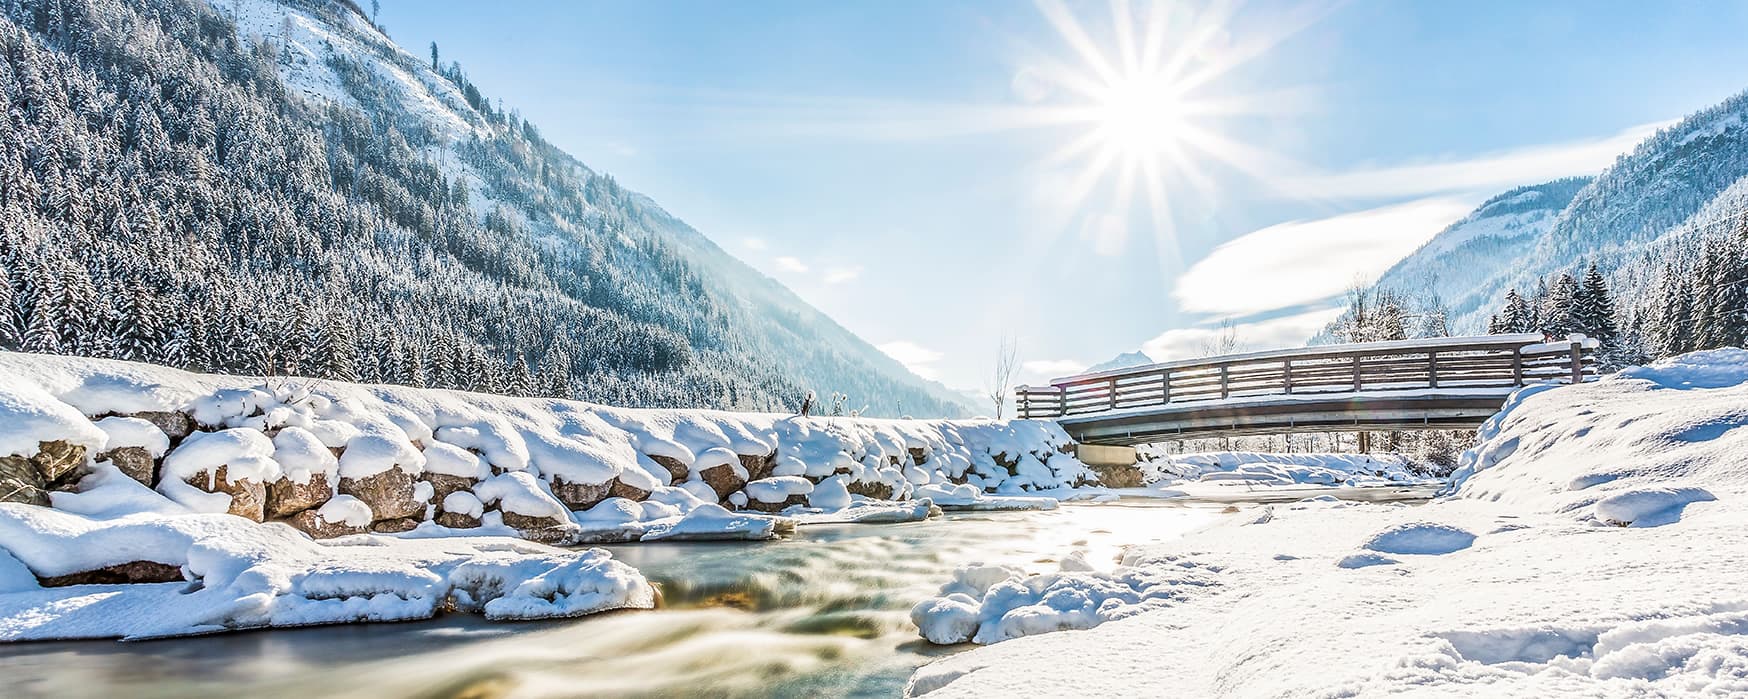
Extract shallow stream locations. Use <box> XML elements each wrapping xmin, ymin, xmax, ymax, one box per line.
<box><xmin>1</xmin><ymin>487</ymin><xmax>1435</xmax><ymax>698</ymax></box>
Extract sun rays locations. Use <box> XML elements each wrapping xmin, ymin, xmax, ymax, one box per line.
<box><xmin>1008</xmin><ymin>0</ymin><xmax>1326</xmax><ymax>257</ymax></box>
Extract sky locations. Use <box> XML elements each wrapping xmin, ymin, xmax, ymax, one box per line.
<box><xmin>385</xmin><ymin>0</ymin><xmax>1748</xmax><ymax>393</ymax></box>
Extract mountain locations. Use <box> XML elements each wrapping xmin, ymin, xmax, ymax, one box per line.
<box><xmin>1084</xmin><ymin>351</ymin><xmax>1154</xmax><ymax>375</ymax></box>
<box><xmin>1351</xmin><ymin>88</ymin><xmax>1748</xmax><ymax>335</ymax></box>
<box><xmin>1363</xmin><ymin>178</ymin><xmax>1589</xmax><ymax>327</ymax></box>
<box><xmin>0</xmin><ymin>0</ymin><xmax>972</xmax><ymax>416</ymax></box>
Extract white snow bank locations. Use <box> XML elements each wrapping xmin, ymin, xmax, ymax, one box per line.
<box><xmin>1139</xmin><ymin>450</ymin><xmax>1432</xmax><ymax>487</ymax></box>
<box><xmin>0</xmin><ymin>504</ymin><xmax>653</xmax><ymax>641</ymax></box>
<box><xmin>910</xmin><ymin>349</ymin><xmax>1748</xmax><ymax>697</ymax></box>
<box><xmin>0</xmin><ymin>380</ymin><xmax>105</xmax><ymax>459</ymax></box>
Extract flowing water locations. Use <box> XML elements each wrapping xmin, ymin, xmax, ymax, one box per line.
<box><xmin>0</xmin><ymin>488</ymin><xmax>1435</xmax><ymax>699</ymax></box>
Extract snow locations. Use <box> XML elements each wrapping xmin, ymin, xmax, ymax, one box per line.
<box><xmin>908</xmin><ymin>349</ymin><xmax>1748</xmax><ymax>696</ymax></box>
<box><xmin>0</xmin><ymin>352</ymin><xmax>1094</xmax><ymax>639</ymax></box>
<box><xmin>1136</xmin><ymin>450</ymin><xmax>1434</xmax><ymax>489</ymax></box>
<box><xmin>0</xmin><ymin>379</ymin><xmax>105</xmax><ymax>459</ymax></box>
<box><xmin>743</xmin><ymin>476</ymin><xmax>812</xmax><ymax>504</ymax></box>
<box><xmin>337</xmin><ymin>433</ymin><xmax>425</xmax><ymax>479</ymax></box>
<box><xmin>157</xmin><ymin>429</ymin><xmax>280</xmax><ymax>513</ymax></box>
<box><xmin>272</xmin><ymin>426</ymin><xmax>336</xmax><ymax>485</ymax></box>
<box><xmin>0</xmin><ymin>504</ymin><xmax>653</xmax><ymax>641</ymax></box>
<box><xmin>93</xmin><ymin>417</ymin><xmax>169</xmax><ymax>458</ymax></box>
<box><xmin>315</xmin><ymin>495</ymin><xmax>373</xmax><ymax>528</ymax></box>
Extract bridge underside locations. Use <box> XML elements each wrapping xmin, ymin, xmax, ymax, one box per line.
<box><xmin>1057</xmin><ymin>393</ymin><xmax>1510</xmax><ymax>446</ymax></box>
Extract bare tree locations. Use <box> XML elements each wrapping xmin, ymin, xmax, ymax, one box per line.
<box><xmin>985</xmin><ymin>334</ymin><xmax>1019</xmax><ymax>419</ymax></box>
<box><xmin>1196</xmin><ymin>319</ymin><xmax>1243</xmax><ymax>358</ymax></box>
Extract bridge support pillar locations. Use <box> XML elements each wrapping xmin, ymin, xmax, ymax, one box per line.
<box><xmin>1357</xmin><ymin>431</ymin><xmax>1370</xmax><ymax>454</ymax></box>
<box><xmin>1075</xmin><ymin>444</ymin><xmax>1142</xmax><ymax>488</ymax></box>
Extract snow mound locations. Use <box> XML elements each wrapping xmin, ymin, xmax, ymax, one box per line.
<box><xmin>910</xmin><ymin>556</ymin><xmax>1221</xmax><ymax>645</ymax></box>
<box><xmin>1360</xmin><ymin>522</ymin><xmax>1477</xmax><ymax>555</ymax></box>
<box><xmin>1455</xmin><ymin>348</ymin><xmax>1748</xmax><ymax>519</ymax></box>
<box><xmin>0</xmin><ymin>504</ymin><xmax>653</xmax><ymax>641</ymax></box>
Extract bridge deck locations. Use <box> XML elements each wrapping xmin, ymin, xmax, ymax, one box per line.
<box><xmin>1019</xmin><ymin>334</ymin><xmax>1598</xmax><ymax>445</ymax></box>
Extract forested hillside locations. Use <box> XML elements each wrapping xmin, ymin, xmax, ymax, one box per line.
<box><xmin>1328</xmin><ymin>89</ymin><xmax>1748</xmax><ymax>367</ymax></box>
<box><xmin>0</xmin><ymin>0</ymin><xmax>969</xmax><ymax>416</ymax></box>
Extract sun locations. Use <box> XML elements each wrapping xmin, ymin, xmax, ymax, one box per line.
<box><xmin>1092</xmin><ymin>73</ymin><xmax>1188</xmax><ymax>156</ymax></box>
<box><xmin>1008</xmin><ymin>0</ymin><xmax>1318</xmax><ymax>253</ymax></box>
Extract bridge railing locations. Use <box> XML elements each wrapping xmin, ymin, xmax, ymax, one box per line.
<box><xmin>1016</xmin><ymin>334</ymin><xmax>1598</xmax><ymax>420</ymax></box>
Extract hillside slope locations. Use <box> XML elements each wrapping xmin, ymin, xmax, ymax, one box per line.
<box><xmin>0</xmin><ymin>0</ymin><xmax>970</xmax><ymax>415</ymax></box>
<box><xmin>1353</xmin><ymin>89</ymin><xmax>1748</xmax><ymax>335</ymax></box>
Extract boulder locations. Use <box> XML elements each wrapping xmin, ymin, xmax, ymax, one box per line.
<box><xmin>740</xmin><ymin>452</ymin><xmax>775</xmax><ymax>482</ymax></box>
<box><xmin>266</xmin><ymin>472</ymin><xmax>333</xmax><ymax>518</ymax></box>
<box><xmin>646</xmin><ymin>454</ymin><xmax>688</xmax><ymax>483</ymax></box>
<box><xmin>339</xmin><ymin>469</ymin><xmax>422</xmax><ymax>521</ymax></box>
<box><xmin>125</xmin><ymin>411</ymin><xmax>196</xmax><ymax>441</ymax></box>
<box><xmin>37</xmin><ymin>561</ymin><xmax>184</xmax><ymax>587</ymax></box>
<box><xmin>1086</xmin><ymin>463</ymin><xmax>1144</xmax><ymax>489</ymax></box>
<box><xmin>744</xmin><ymin>493</ymin><xmax>808</xmax><ymax>513</ymax></box>
<box><xmin>0</xmin><ymin>455</ymin><xmax>47</xmax><ymax>506</ymax></box>
<box><xmin>435</xmin><ymin>511</ymin><xmax>482</xmax><ymax>529</ymax></box>
<box><xmin>287</xmin><ymin>508</ymin><xmax>368</xmax><ymax>539</ymax></box>
<box><xmin>421</xmin><ymin>473</ymin><xmax>476</xmax><ymax>506</ymax></box>
<box><xmin>370</xmin><ymin>517</ymin><xmax>421</xmax><ymax>534</ymax></box>
<box><xmin>550</xmin><ymin>477</ymin><xmax>612</xmax><ymax>511</ymax></box>
<box><xmin>499</xmin><ymin>511</ymin><xmax>571</xmax><ymax>544</ymax></box>
<box><xmin>33</xmin><ymin>440</ymin><xmax>89</xmax><ymax>486</ymax></box>
<box><xmin>698</xmin><ymin>463</ymin><xmax>748</xmax><ymax>501</ymax></box>
<box><xmin>846</xmin><ymin>480</ymin><xmax>895</xmax><ymax>501</ymax></box>
<box><xmin>909</xmin><ymin>447</ymin><xmax>929</xmax><ymax>465</ymax></box>
<box><xmin>97</xmin><ymin>446</ymin><xmax>157</xmax><ymax>486</ymax></box>
<box><xmin>185</xmin><ymin>465</ymin><xmax>266</xmax><ymax>522</ymax></box>
<box><xmin>607</xmin><ymin>476</ymin><xmax>651</xmax><ymax>502</ymax></box>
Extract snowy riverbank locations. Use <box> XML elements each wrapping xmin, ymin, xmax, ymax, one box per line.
<box><xmin>908</xmin><ymin>348</ymin><xmax>1748</xmax><ymax>696</ymax></box>
<box><xmin>0</xmin><ymin>352</ymin><xmax>1088</xmax><ymax>640</ymax></box>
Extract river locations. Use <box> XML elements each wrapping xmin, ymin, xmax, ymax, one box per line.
<box><xmin>0</xmin><ymin>488</ymin><xmax>1435</xmax><ymax>699</ymax></box>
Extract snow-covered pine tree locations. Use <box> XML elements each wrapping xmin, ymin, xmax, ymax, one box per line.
<box><xmin>1541</xmin><ymin>272</ymin><xmax>1580</xmax><ymax>336</ymax></box>
<box><xmin>1574</xmin><ymin>263</ymin><xmax>1619</xmax><ymax>346</ymax></box>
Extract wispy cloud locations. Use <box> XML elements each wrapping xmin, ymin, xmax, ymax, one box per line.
<box><xmin>1140</xmin><ymin>306</ymin><xmax>1345</xmax><ymax>362</ymax></box>
<box><xmin>774</xmin><ymin>256</ymin><xmax>809</xmax><ymax>273</ymax></box>
<box><xmin>1274</xmin><ymin>121</ymin><xmax>1667</xmax><ymax>200</ymax></box>
<box><xmin>1173</xmin><ymin>196</ymin><xmax>1478</xmax><ymax>316</ymax></box>
<box><xmin>824</xmin><ymin>266</ymin><xmax>863</xmax><ymax>284</ymax></box>
<box><xmin>878</xmin><ymin>341</ymin><xmax>944</xmax><ymax>380</ymax></box>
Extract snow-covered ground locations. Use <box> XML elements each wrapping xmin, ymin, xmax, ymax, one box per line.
<box><xmin>910</xmin><ymin>348</ymin><xmax>1748</xmax><ymax>696</ymax></box>
<box><xmin>1139</xmin><ymin>449</ymin><xmax>1434</xmax><ymax>488</ymax></box>
<box><xmin>0</xmin><ymin>352</ymin><xmax>1091</xmax><ymax>640</ymax></box>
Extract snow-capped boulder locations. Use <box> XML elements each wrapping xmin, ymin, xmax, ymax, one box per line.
<box><xmin>159</xmin><ymin>429</ymin><xmax>280</xmax><ymax>522</ymax></box>
<box><xmin>742</xmin><ymin>476</ymin><xmax>814</xmax><ymax>512</ymax></box>
<box><xmin>436</xmin><ymin>491</ymin><xmax>485</xmax><ymax>529</ymax></box>
<box><xmin>336</xmin><ymin>433</ymin><xmax>426</xmax><ymax>521</ymax></box>
<box><xmin>120</xmin><ymin>411</ymin><xmax>195</xmax><ymax>441</ymax></box>
<box><xmin>692</xmin><ymin>447</ymin><xmax>749</xmax><ymax>501</ymax></box>
<box><xmin>287</xmin><ymin>494</ymin><xmax>372</xmax><ymax>539</ymax></box>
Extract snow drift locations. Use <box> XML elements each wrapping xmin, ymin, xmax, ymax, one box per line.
<box><xmin>910</xmin><ymin>349</ymin><xmax>1748</xmax><ymax>696</ymax></box>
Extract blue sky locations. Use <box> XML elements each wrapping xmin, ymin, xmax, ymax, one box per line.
<box><xmin>386</xmin><ymin>0</ymin><xmax>1748</xmax><ymax>392</ymax></box>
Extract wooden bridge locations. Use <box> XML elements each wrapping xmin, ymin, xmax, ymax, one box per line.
<box><xmin>1017</xmin><ymin>333</ymin><xmax>1599</xmax><ymax>446</ymax></box>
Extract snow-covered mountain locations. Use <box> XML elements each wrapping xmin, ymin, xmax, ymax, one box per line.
<box><xmin>0</xmin><ymin>0</ymin><xmax>972</xmax><ymax>415</ymax></box>
<box><xmin>1367</xmin><ymin>178</ymin><xmax>1589</xmax><ymax>325</ymax></box>
<box><xmin>1085</xmin><ymin>351</ymin><xmax>1154</xmax><ymax>374</ymax></box>
<box><xmin>1357</xmin><ymin>89</ymin><xmax>1748</xmax><ymax>334</ymax></box>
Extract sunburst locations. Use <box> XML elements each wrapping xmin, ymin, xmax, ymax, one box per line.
<box><xmin>1009</xmin><ymin>0</ymin><xmax>1323</xmax><ymax>260</ymax></box>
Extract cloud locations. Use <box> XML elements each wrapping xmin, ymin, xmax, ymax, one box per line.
<box><xmin>774</xmin><ymin>256</ymin><xmax>809</xmax><ymax>273</ymax></box>
<box><xmin>1173</xmin><ymin>196</ymin><xmax>1477</xmax><ymax>316</ymax></box>
<box><xmin>1022</xmin><ymin>359</ymin><xmax>1088</xmax><ymax>378</ymax></box>
<box><xmin>878</xmin><ymin>341</ymin><xmax>944</xmax><ymax>380</ymax></box>
<box><xmin>742</xmin><ymin>237</ymin><xmax>768</xmax><ymax>251</ymax></box>
<box><xmin>824</xmin><ymin>266</ymin><xmax>863</xmax><ymax>284</ymax></box>
<box><xmin>1140</xmin><ymin>306</ymin><xmax>1345</xmax><ymax>362</ymax></box>
<box><xmin>1275</xmin><ymin>121</ymin><xmax>1666</xmax><ymax>200</ymax></box>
